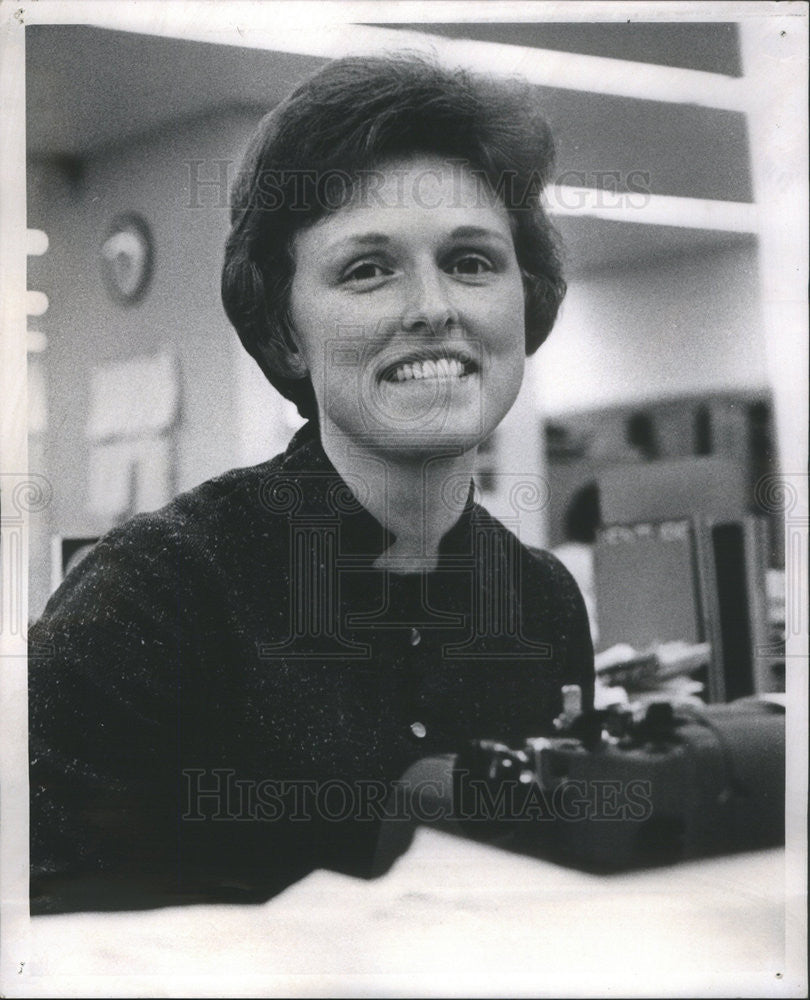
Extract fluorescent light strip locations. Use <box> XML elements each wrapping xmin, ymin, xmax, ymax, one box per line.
<box><xmin>26</xmin><ymin>291</ymin><xmax>49</xmax><ymax>317</ymax></box>
<box><xmin>26</xmin><ymin>230</ymin><xmax>49</xmax><ymax>256</ymax></box>
<box><xmin>27</xmin><ymin>2</ymin><xmax>750</xmax><ymax>112</ymax></box>
<box><xmin>27</xmin><ymin>331</ymin><xmax>48</xmax><ymax>354</ymax></box>
<box><xmin>547</xmin><ymin>187</ymin><xmax>759</xmax><ymax>233</ymax></box>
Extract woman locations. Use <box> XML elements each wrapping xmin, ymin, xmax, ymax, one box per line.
<box><xmin>29</xmin><ymin>55</ymin><xmax>594</xmax><ymax>913</ymax></box>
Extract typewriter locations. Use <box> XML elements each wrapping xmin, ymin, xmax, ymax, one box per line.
<box><xmin>378</xmin><ymin>689</ymin><xmax>785</xmax><ymax>872</ymax></box>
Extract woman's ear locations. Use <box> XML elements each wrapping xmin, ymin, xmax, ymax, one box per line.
<box><xmin>258</xmin><ymin>324</ymin><xmax>309</xmax><ymax>380</ymax></box>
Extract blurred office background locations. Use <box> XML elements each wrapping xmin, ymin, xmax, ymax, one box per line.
<box><xmin>24</xmin><ymin>18</ymin><xmax>802</xmax><ymax>700</ymax></box>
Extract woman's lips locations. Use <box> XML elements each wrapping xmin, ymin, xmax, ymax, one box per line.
<box><xmin>380</xmin><ymin>353</ymin><xmax>479</xmax><ymax>383</ymax></box>
<box><xmin>389</xmin><ymin>357</ymin><xmax>464</xmax><ymax>382</ymax></box>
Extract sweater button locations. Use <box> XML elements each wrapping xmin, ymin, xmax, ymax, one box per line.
<box><xmin>409</xmin><ymin>627</ymin><xmax>421</xmax><ymax>646</ymax></box>
<box><xmin>410</xmin><ymin>721</ymin><xmax>427</xmax><ymax>739</ymax></box>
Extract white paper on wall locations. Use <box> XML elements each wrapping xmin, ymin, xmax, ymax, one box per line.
<box><xmin>87</xmin><ymin>436</ymin><xmax>173</xmax><ymax>518</ymax></box>
<box><xmin>87</xmin><ymin>351</ymin><xmax>180</xmax><ymax>441</ymax></box>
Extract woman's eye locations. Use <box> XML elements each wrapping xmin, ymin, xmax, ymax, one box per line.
<box><xmin>448</xmin><ymin>254</ymin><xmax>493</xmax><ymax>276</ymax></box>
<box><xmin>343</xmin><ymin>261</ymin><xmax>390</xmax><ymax>282</ymax></box>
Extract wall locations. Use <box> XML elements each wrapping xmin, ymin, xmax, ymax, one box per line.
<box><xmin>27</xmin><ymin>108</ymin><xmax>284</xmax><ymax>616</ymax></box>
<box><xmin>476</xmin><ymin>353</ymin><xmax>548</xmax><ymax>549</ymax></box>
<box><xmin>535</xmin><ymin>240</ymin><xmax>768</xmax><ymax>416</ymax></box>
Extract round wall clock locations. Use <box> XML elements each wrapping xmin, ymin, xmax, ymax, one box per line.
<box><xmin>100</xmin><ymin>213</ymin><xmax>154</xmax><ymax>305</ymax></box>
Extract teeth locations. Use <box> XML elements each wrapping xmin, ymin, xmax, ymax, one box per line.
<box><xmin>388</xmin><ymin>356</ymin><xmax>470</xmax><ymax>382</ymax></box>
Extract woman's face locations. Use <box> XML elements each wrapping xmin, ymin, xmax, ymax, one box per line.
<box><xmin>287</xmin><ymin>156</ymin><xmax>526</xmax><ymax>456</ymax></box>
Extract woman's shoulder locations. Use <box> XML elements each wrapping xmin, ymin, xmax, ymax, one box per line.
<box><xmin>470</xmin><ymin>502</ymin><xmax>578</xmax><ymax>577</ymax></box>
<box><xmin>100</xmin><ymin>423</ymin><xmax>322</xmax><ymax>549</ymax></box>
<box><xmin>469</xmin><ymin>502</ymin><xmax>589</xmax><ymax>612</ymax></box>
<box><xmin>523</xmin><ymin>542</ymin><xmax>581</xmax><ymax>585</ymax></box>
<box><xmin>37</xmin><ymin>426</ymin><xmax>325</xmax><ymax>625</ymax></box>
<box><xmin>81</xmin><ymin>458</ymin><xmax>278</xmax><ymax>574</ymax></box>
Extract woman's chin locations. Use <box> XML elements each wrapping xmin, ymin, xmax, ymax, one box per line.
<box><xmin>353</xmin><ymin>375</ymin><xmax>484</xmax><ymax>453</ymax></box>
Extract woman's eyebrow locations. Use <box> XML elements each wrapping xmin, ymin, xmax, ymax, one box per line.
<box><xmin>323</xmin><ymin>226</ymin><xmax>511</xmax><ymax>257</ymax></box>
<box><xmin>325</xmin><ymin>233</ymin><xmax>391</xmax><ymax>254</ymax></box>
<box><xmin>448</xmin><ymin>226</ymin><xmax>512</xmax><ymax>245</ymax></box>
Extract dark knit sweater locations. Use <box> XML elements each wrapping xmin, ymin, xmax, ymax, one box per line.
<box><xmin>29</xmin><ymin>422</ymin><xmax>594</xmax><ymax>912</ymax></box>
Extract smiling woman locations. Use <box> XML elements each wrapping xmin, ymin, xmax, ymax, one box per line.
<box><xmin>29</xmin><ymin>54</ymin><xmax>594</xmax><ymax>912</ymax></box>
<box><xmin>288</xmin><ymin>162</ymin><xmax>525</xmax><ymax>451</ymax></box>
<box><xmin>286</xmin><ymin>156</ymin><xmax>528</xmax><ymax>569</ymax></box>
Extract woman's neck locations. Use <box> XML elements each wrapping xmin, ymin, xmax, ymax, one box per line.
<box><xmin>320</xmin><ymin>427</ymin><xmax>477</xmax><ymax>572</ymax></box>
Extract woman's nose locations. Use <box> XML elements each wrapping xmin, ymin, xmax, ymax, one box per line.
<box><xmin>401</xmin><ymin>268</ymin><xmax>460</xmax><ymax>334</ymax></box>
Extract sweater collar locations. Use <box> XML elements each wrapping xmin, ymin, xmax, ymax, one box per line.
<box><xmin>273</xmin><ymin>421</ymin><xmax>477</xmax><ymax>563</ymax></box>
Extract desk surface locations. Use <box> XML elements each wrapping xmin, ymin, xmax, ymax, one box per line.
<box><xmin>20</xmin><ymin>832</ymin><xmax>801</xmax><ymax>998</ymax></box>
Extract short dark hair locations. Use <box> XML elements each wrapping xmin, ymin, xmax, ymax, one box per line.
<box><xmin>221</xmin><ymin>54</ymin><xmax>566</xmax><ymax>420</ymax></box>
